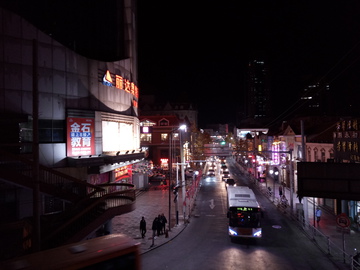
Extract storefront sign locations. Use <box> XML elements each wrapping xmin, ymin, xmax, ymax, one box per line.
<box><xmin>67</xmin><ymin>117</ymin><xmax>95</xmax><ymax>157</ymax></box>
<box><xmin>102</xmin><ymin>69</ymin><xmax>139</xmax><ymax>100</ymax></box>
<box><xmin>115</xmin><ymin>165</ymin><xmax>132</xmax><ymax>183</ymax></box>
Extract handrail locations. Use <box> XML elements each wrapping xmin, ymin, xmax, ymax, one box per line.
<box><xmin>0</xmin><ymin>149</ymin><xmax>104</xmax><ymax>199</ymax></box>
<box><xmin>42</xmin><ymin>185</ymin><xmax>136</xmax><ymax>248</ymax></box>
<box><xmin>0</xmin><ymin>149</ymin><xmax>138</xmax><ymax>253</ymax></box>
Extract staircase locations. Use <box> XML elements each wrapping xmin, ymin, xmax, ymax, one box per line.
<box><xmin>0</xmin><ymin>149</ymin><xmax>136</xmax><ymax>259</ymax></box>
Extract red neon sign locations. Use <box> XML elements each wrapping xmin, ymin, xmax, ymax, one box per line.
<box><xmin>104</xmin><ymin>70</ymin><xmax>139</xmax><ymax>99</ymax></box>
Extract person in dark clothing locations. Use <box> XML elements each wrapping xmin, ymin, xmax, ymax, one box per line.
<box><xmin>156</xmin><ymin>215</ymin><xmax>162</xmax><ymax>236</ymax></box>
<box><xmin>160</xmin><ymin>213</ymin><xmax>167</xmax><ymax>234</ymax></box>
<box><xmin>151</xmin><ymin>216</ymin><xmax>158</xmax><ymax>247</ymax></box>
<box><xmin>152</xmin><ymin>217</ymin><xmax>158</xmax><ymax>238</ymax></box>
<box><xmin>140</xmin><ymin>216</ymin><xmax>146</xmax><ymax>238</ymax></box>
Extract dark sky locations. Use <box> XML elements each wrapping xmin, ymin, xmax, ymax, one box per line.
<box><xmin>137</xmin><ymin>1</ymin><xmax>360</xmax><ymax>127</ymax></box>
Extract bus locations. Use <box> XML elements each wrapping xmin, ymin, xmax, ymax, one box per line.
<box><xmin>0</xmin><ymin>234</ymin><xmax>141</xmax><ymax>270</ymax></box>
<box><xmin>227</xmin><ymin>186</ymin><xmax>262</xmax><ymax>238</ymax></box>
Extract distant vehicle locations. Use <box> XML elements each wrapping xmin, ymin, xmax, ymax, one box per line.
<box><xmin>227</xmin><ymin>186</ymin><xmax>262</xmax><ymax>238</ymax></box>
<box><xmin>225</xmin><ymin>178</ymin><xmax>236</xmax><ymax>188</ymax></box>
<box><xmin>221</xmin><ymin>165</ymin><xmax>228</xmax><ymax>172</ymax></box>
<box><xmin>149</xmin><ymin>173</ymin><xmax>166</xmax><ymax>182</ymax></box>
<box><xmin>207</xmin><ymin>169</ymin><xmax>215</xmax><ymax>177</ymax></box>
<box><xmin>259</xmin><ymin>173</ymin><xmax>266</xmax><ymax>182</ymax></box>
<box><xmin>222</xmin><ymin>171</ymin><xmax>230</xmax><ymax>181</ymax></box>
<box><xmin>186</xmin><ymin>169</ymin><xmax>194</xmax><ymax>179</ymax></box>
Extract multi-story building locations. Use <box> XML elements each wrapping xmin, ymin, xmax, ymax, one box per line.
<box><xmin>140</xmin><ymin>95</ymin><xmax>198</xmax><ymax>128</ymax></box>
<box><xmin>299</xmin><ymin>81</ymin><xmax>332</xmax><ymax>117</ymax></box>
<box><xmin>0</xmin><ymin>1</ymin><xmax>144</xmax><ymax>256</ymax></box>
<box><xmin>139</xmin><ymin>115</ymin><xmax>189</xmax><ymax>171</ymax></box>
<box><xmin>244</xmin><ymin>59</ymin><xmax>272</xmax><ymax>121</ymax></box>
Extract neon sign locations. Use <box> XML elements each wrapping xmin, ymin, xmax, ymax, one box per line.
<box><xmin>272</xmin><ymin>142</ymin><xmax>280</xmax><ymax>164</ymax></box>
<box><xmin>102</xmin><ymin>70</ymin><xmax>139</xmax><ymax>100</ymax></box>
<box><xmin>102</xmin><ymin>70</ymin><xmax>113</xmax><ymax>87</ymax></box>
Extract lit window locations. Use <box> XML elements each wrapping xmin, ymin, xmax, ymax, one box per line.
<box><xmin>172</xmin><ymin>133</ymin><xmax>179</xmax><ymax>140</ymax></box>
<box><xmin>140</xmin><ymin>120</ymin><xmax>156</xmax><ymax>127</ymax></box>
<box><xmin>140</xmin><ymin>133</ymin><xmax>152</xmax><ymax>142</ymax></box>
<box><xmin>161</xmin><ymin>133</ymin><xmax>168</xmax><ymax>141</ymax></box>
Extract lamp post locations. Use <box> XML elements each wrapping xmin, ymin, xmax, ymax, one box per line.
<box><xmin>170</xmin><ymin>125</ymin><xmax>187</xmax><ymax>226</ymax></box>
<box><xmin>179</xmin><ymin>125</ymin><xmax>187</xmax><ymax>224</ymax></box>
<box><xmin>168</xmin><ymin>132</ymin><xmax>174</xmax><ymax>231</ymax></box>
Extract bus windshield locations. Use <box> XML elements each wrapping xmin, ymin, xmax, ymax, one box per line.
<box><xmin>229</xmin><ymin>207</ymin><xmax>261</xmax><ymax>228</ymax></box>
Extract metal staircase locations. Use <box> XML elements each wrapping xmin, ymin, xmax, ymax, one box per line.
<box><xmin>0</xmin><ymin>149</ymin><xmax>136</xmax><ymax>259</ymax></box>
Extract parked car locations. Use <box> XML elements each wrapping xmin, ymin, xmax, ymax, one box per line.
<box><xmin>149</xmin><ymin>173</ymin><xmax>166</xmax><ymax>182</ymax></box>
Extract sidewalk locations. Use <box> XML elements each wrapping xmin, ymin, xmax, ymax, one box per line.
<box><xmin>112</xmin><ymin>188</ymin><xmax>189</xmax><ymax>255</ymax></box>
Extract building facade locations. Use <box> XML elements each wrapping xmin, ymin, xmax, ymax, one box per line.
<box><xmin>0</xmin><ymin>1</ymin><xmax>145</xmax><ymax>254</ymax></box>
<box><xmin>245</xmin><ymin>59</ymin><xmax>272</xmax><ymax>120</ymax></box>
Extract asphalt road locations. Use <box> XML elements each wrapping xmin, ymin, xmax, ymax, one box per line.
<box><xmin>141</xmin><ymin>162</ymin><xmax>341</xmax><ymax>270</ymax></box>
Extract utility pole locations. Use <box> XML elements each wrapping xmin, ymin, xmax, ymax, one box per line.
<box><xmin>180</xmin><ymin>129</ymin><xmax>186</xmax><ymax>224</ymax></box>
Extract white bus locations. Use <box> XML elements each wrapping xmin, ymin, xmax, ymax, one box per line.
<box><xmin>227</xmin><ymin>186</ymin><xmax>262</xmax><ymax>238</ymax></box>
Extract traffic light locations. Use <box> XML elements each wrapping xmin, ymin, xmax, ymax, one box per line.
<box><xmin>220</xmin><ymin>141</ymin><xmax>226</xmax><ymax>145</ymax></box>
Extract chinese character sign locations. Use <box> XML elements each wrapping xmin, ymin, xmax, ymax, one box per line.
<box><xmin>67</xmin><ymin>117</ymin><xmax>95</xmax><ymax>156</ymax></box>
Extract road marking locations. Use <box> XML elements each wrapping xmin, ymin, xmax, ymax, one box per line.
<box><xmin>209</xmin><ymin>199</ymin><xmax>215</xmax><ymax>209</ymax></box>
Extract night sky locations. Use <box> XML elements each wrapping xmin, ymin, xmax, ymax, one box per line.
<box><xmin>137</xmin><ymin>1</ymin><xmax>360</xmax><ymax>127</ymax></box>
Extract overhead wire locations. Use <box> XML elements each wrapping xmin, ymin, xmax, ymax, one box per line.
<box><xmin>264</xmin><ymin>39</ymin><xmax>360</xmax><ymax>128</ymax></box>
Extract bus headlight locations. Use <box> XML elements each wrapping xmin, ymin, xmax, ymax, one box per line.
<box><xmin>229</xmin><ymin>228</ymin><xmax>237</xmax><ymax>236</ymax></box>
<box><xmin>253</xmin><ymin>230</ymin><xmax>262</xmax><ymax>237</ymax></box>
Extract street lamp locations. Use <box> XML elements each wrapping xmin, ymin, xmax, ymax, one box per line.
<box><xmin>169</xmin><ymin>125</ymin><xmax>187</xmax><ymax>226</ymax></box>
<box><xmin>179</xmin><ymin>125</ymin><xmax>187</xmax><ymax>224</ymax></box>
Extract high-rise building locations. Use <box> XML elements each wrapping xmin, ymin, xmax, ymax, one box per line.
<box><xmin>299</xmin><ymin>81</ymin><xmax>331</xmax><ymax>116</ymax></box>
<box><xmin>245</xmin><ymin>59</ymin><xmax>272</xmax><ymax>120</ymax></box>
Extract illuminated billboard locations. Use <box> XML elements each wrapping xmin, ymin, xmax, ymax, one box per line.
<box><xmin>102</xmin><ymin>121</ymin><xmax>134</xmax><ymax>152</ymax></box>
<box><xmin>67</xmin><ymin>117</ymin><xmax>95</xmax><ymax>157</ymax></box>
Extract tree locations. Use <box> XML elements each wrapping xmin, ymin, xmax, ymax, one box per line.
<box><xmin>190</xmin><ymin>124</ymin><xmax>211</xmax><ymax>164</ymax></box>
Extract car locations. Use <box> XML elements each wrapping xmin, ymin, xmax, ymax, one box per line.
<box><xmin>207</xmin><ymin>169</ymin><xmax>215</xmax><ymax>177</ymax></box>
<box><xmin>221</xmin><ymin>165</ymin><xmax>228</xmax><ymax>172</ymax></box>
<box><xmin>149</xmin><ymin>173</ymin><xmax>166</xmax><ymax>182</ymax></box>
<box><xmin>225</xmin><ymin>178</ymin><xmax>236</xmax><ymax>188</ymax></box>
<box><xmin>222</xmin><ymin>171</ymin><xmax>230</xmax><ymax>181</ymax></box>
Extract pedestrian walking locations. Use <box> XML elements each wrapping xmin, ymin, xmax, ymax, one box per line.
<box><xmin>278</xmin><ymin>185</ymin><xmax>283</xmax><ymax>196</ymax></box>
<box><xmin>280</xmin><ymin>194</ymin><xmax>288</xmax><ymax>208</ymax></box>
<box><xmin>140</xmin><ymin>216</ymin><xmax>146</xmax><ymax>239</ymax></box>
<box><xmin>151</xmin><ymin>216</ymin><xmax>158</xmax><ymax>247</ymax></box>
<box><xmin>160</xmin><ymin>213</ymin><xmax>167</xmax><ymax>234</ymax></box>
<box><xmin>316</xmin><ymin>208</ymin><xmax>322</xmax><ymax>226</ymax></box>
